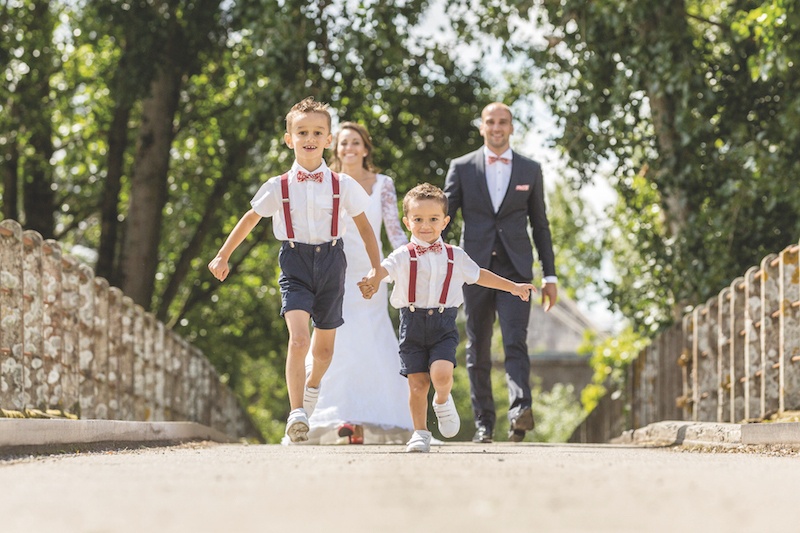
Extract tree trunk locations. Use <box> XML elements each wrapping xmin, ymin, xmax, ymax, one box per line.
<box><xmin>1</xmin><ymin>132</ymin><xmax>19</xmax><ymax>222</ymax></box>
<box><xmin>96</xmin><ymin>99</ymin><xmax>131</xmax><ymax>286</ymax></box>
<box><xmin>637</xmin><ymin>1</ymin><xmax>693</xmax><ymax>320</ymax></box>
<box><xmin>647</xmin><ymin>89</ymin><xmax>689</xmax><ymax>241</ymax></box>
<box><xmin>119</xmin><ymin>55</ymin><xmax>182</xmax><ymax>309</ymax></box>
<box><xmin>637</xmin><ymin>2</ymin><xmax>691</xmax><ymax>243</ymax></box>
<box><xmin>22</xmin><ymin>120</ymin><xmax>56</xmax><ymax>238</ymax></box>
<box><xmin>97</xmin><ymin>22</ymin><xmax>153</xmax><ymax>287</ymax></box>
<box><xmin>20</xmin><ymin>0</ymin><xmax>55</xmax><ymax>238</ymax></box>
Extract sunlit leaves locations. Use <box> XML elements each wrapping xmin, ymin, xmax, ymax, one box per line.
<box><xmin>451</xmin><ymin>0</ymin><xmax>800</xmax><ymax>335</ymax></box>
<box><xmin>581</xmin><ymin>325</ymin><xmax>650</xmax><ymax>412</ymax></box>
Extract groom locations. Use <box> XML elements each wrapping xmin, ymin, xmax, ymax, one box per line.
<box><xmin>443</xmin><ymin>102</ymin><xmax>558</xmax><ymax>443</ymax></box>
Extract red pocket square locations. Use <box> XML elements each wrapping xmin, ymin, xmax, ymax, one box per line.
<box><xmin>515</xmin><ymin>184</ymin><xmax>530</xmax><ymax>191</ymax></box>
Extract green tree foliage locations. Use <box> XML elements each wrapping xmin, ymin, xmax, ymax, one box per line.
<box><xmin>532</xmin><ymin>383</ymin><xmax>585</xmax><ymax>443</ymax></box>
<box><xmin>546</xmin><ymin>179</ymin><xmax>604</xmax><ymax>305</ymax></box>
<box><xmin>580</xmin><ymin>326</ymin><xmax>650</xmax><ymax>413</ymax></box>
<box><xmin>1</xmin><ymin>0</ymin><xmax>61</xmax><ymax>234</ymax></box>
<box><xmin>2</xmin><ymin>0</ymin><xmax>498</xmax><ymax>441</ymax></box>
<box><xmin>447</xmin><ymin>0</ymin><xmax>800</xmax><ymax>334</ymax></box>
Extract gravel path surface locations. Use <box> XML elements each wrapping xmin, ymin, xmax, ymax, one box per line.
<box><xmin>3</xmin><ymin>441</ymin><xmax>799</xmax><ymax>532</ymax></box>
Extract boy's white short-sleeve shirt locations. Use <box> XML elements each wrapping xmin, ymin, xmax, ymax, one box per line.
<box><xmin>381</xmin><ymin>236</ymin><xmax>481</xmax><ymax>309</ymax></box>
<box><xmin>250</xmin><ymin>161</ymin><xmax>370</xmax><ymax>244</ymax></box>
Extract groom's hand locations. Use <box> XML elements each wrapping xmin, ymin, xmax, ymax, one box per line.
<box><xmin>541</xmin><ymin>283</ymin><xmax>557</xmax><ymax>312</ymax></box>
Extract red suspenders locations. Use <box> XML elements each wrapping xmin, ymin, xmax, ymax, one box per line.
<box><xmin>280</xmin><ymin>172</ymin><xmax>293</xmax><ymax>240</ymax></box>
<box><xmin>406</xmin><ymin>242</ymin><xmax>454</xmax><ymax>313</ymax></box>
<box><xmin>330</xmin><ymin>171</ymin><xmax>340</xmax><ymax>237</ymax></box>
<box><xmin>280</xmin><ymin>171</ymin><xmax>340</xmax><ymax>246</ymax></box>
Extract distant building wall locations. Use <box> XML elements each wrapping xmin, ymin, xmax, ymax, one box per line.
<box><xmin>527</xmin><ymin>297</ymin><xmax>595</xmax><ymax>354</ymax></box>
<box><xmin>525</xmin><ymin>295</ymin><xmax>597</xmax><ymax>400</ymax></box>
<box><xmin>530</xmin><ymin>353</ymin><xmax>593</xmax><ymax>399</ymax></box>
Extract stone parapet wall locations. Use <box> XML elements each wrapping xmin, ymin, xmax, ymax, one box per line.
<box><xmin>630</xmin><ymin>321</ymin><xmax>684</xmax><ymax>427</ymax></box>
<box><xmin>570</xmin><ymin>323</ymin><xmax>684</xmax><ymax>443</ymax></box>
<box><xmin>0</xmin><ymin>219</ymin><xmax>259</xmax><ymax>441</ymax></box>
<box><xmin>682</xmin><ymin>241</ymin><xmax>800</xmax><ymax>423</ymax></box>
<box><xmin>572</xmin><ymin>238</ymin><xmax>800</xmax><ymax>443</ymax></box>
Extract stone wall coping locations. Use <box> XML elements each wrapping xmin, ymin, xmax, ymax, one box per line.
<box><xmin>0</xmin><ymin>419</ymin><xmax>237</xmax><ymax>451</ymax></box>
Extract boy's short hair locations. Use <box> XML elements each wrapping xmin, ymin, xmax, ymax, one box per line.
<box><xmin>286</xmin><ymin>96</ymin><xmax>332</xmax><ymax>132</ymax></box>
<box><xmin>403</xmin><ymin>182</ymin><xmax>448</xmax><ymax>215</ymax></box>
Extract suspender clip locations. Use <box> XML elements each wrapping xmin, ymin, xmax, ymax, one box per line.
<box><xmin>439</xmin><ymin>305</ymin><xmax>445</xmax><ymax>313</ymax></box>
<box><xmin>409</xmin><ymin>304</ymin><xmax>415</xmax><ymax>312</ymax></box>
<box><xmin>331</xmin><ymin>238</ymin><xmax>338</xmax><ymax>246</ymax></box>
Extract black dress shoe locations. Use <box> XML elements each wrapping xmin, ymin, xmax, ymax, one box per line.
<box><xmin>511</xmin><ymin>407</ymin><xmax>534</xmax><ymax>431</ymax></box>
<box><xmin>508</xmin><ymin>429</ymin><xmax>526</xmax><ymax>442</ymax></box>
<box><xmin>472</xmin><ymin>425</ymin><xmax>493</xmax><ymax>443</ymax></box>
<box><xmin>508</xmin><ymin>407</ymin><xmax>534</xmax><ymax>442</ymax></box>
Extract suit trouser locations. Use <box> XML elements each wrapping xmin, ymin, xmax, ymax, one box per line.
<box><xmin>463</xmin><ymin>250</ymin><xmax>532</xmax><ymax>431</ymax></box>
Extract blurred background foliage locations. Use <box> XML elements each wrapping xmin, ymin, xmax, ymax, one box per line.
<box><xmin>3</xmin><ymin>0</ymin><xmax>799</xmax><ymax>441</ymax></box>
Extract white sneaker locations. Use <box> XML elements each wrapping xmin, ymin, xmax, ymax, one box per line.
<box><xmin>303</xmin><ymin>384</ymin><xmax>320</xmax><ymax>417</ymax></box>
<box><xmin>285</xmin><ymin>408</ymin><xmax>309</xmax><ymax>443</ymax></box>
<box><xmin>432</xmin><ymin>394</ymin><xmax>460</xmax><ymax>438</ymax></box>
<box><xmin>405</xmin><ymin>430</ymin><xmax>432</xmax><ymax>453</ymax></box>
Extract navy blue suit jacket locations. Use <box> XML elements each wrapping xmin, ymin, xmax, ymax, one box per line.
<box><xmin>444</xmin><ymin>148</ymin><xmax>555</xmax><ymax>281</ymax></box>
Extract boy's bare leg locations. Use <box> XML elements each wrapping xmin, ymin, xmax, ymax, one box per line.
<box><xmin>306</xmin><ymin>328</ymin><xmax>336</xmax><ymax>388</ymax></box>
<box><xmin>407</xmin><ymin>373</ymin><xmax>431</xmax><ymax>430</ymax></box>
<box><xmin>430</xmin><ymin>360</ymin><xmax>460</xmax><ymax>438</ymax></box>
<box><xmin>430</xmin><ymin>360</ymin><xmax>454</xmax><ymax>403</ymax></box>
<box><xmin>284</xmin><ymin>310</ymin><xmax>312</xmax><ymax>410</ymax></box>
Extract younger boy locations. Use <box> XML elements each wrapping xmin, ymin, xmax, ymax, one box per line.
<box><xmin>358</xmin><ymin>183</ymin><xmax>534</xmax><ymax>452</ymax></box>
<box><xmin>209</xmin><ymin>97</ymin><xmax>382</xmax><ymax>443</ymax></box>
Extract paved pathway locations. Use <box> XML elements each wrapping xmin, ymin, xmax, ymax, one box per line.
<box><xmin>3</xmin><ymin>441</ymin><xmax>798</xmax><ymax>533</ymax></box>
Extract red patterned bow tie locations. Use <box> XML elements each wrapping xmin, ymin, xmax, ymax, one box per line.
<box><xmin>297</xmin><ymin>170</ymin><xmax>323</xmax><ymax>183</ymax></box>
<box><xmin>415</xmin><ymin>242</ymin><xmax>442</xmax><ymax>255</ymax></box>
<box><xmin>488</xmin><ymin>155</ymin><xmax>510</xmax><ymax>165</ymax></box>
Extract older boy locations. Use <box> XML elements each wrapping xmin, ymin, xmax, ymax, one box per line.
<box><xmin>209</xmin><ymin>97</ymin><xmax>381</xmax><ymax>443</ymax></box>
<box><xmin>358</xmin><ymin>183</ymin><xmax>534</xmax><ymax>452</ymax></box>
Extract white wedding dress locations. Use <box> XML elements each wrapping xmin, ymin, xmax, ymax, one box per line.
<box><xmin>300</xmin><ymin>173</ymin><xmax>413</xmax><ymax>444</ymax></box>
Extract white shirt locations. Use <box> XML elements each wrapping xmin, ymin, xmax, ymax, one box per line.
<box><xmin>381</xmin><ymin>236</ymin><xmax>481</xmax><ymax>309</ymax></box>
<box><xmin>250</xmin><ymin>161</ymin><xmax>370</xmax><ymax>244</ymax></box>
<box><xmin>484</xmin><ymin>146</ymin><xmax>513</xmax><ymax>213</ymax></box>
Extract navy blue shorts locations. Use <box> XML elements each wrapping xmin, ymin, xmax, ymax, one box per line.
<box><xmin>278</xmin><ymin>240</ymin><xmax>347</xmax><ymax>330</ymax></box>
<box><xmin>397</xmin><ymin>307</ymin><xmax>459</xmax><ymax>376</ymax></box>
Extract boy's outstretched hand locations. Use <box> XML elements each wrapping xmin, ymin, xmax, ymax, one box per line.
<box><xmin>208</xmin><ymin>256</ymin><xmax>230</xmax><ymax>282</ymax></box>
<box><xmin>511</xmin><ymin>283</ymin><xmax>536</xmax><ymax>302</ymax></box>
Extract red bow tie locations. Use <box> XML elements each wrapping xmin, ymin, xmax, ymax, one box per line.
<box><xmin>488</xmin><ymin>155</ymin><xmax>510</xmax><ymax>165</ymax></box>
<box><xmin>297</xmin><ymin>170</ymin><xmax>323</xmax><ymax>183</ymax></box>
<box><xmin>415</xmin><ymin>242</ymin><xmax>442</xmax><ymax>255</ymax></box>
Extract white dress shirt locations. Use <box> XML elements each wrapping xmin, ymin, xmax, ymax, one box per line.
<box><xmin>250</xmin><ymin>161</ymin><xmax>370</xmax><ymax>244</ymax></box>
<box><xmin>381</xmin><ymin>236</ymin><xmax>481</xmax><ymax>309</ymax></box>
<box><xmin>484</xmin><ymin>146</ymin><xmax>513</xmax><ymax>213</ymax></box>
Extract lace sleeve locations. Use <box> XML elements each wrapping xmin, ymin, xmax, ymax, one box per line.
<box><xmin>380</xmin><ymin>175</ymin><xmax>409</xmax><ymax>249</ymax></box>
